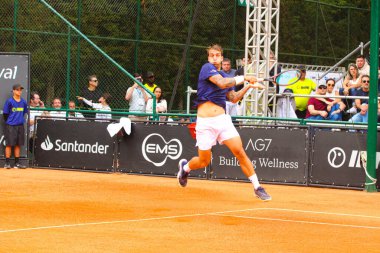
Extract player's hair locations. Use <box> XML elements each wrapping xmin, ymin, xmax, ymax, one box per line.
<box><xmin>206</xmin><ymin>44</ymin><xmax>223</xmax><ymax>55</ymax></box>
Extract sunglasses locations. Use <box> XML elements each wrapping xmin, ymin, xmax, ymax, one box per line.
<box><xmin>362</xmin><ymin>80</ymin><xmax>370</xmax><ymax>83</ymax></box>
<box><xmin>327</xmin><ymin>83</ymin><xmax>335</xmax><ymax>87</ymax></box>
<box><xmin>318</xmin><ymin>86</ymin><xmax>327</xmax><ymax>89</ymax></box>
<box><xmin>91</xmin><ymin>79</ymin><xmax>98</xmax><ymax>82</ymax></box>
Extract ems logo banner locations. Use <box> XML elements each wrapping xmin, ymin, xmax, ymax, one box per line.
<box><xmin>118</xmin><ymin>124</ymin><xmax>204</xmax><ymax>177</ymax></box>
<box><xmin>33</xmin><ymin>119</ymin><xmax>115</xmax><ymax>171</ymax></box>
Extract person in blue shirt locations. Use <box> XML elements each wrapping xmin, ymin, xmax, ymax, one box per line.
<box><xmin>3</xmin><ymin>84</ymin><xmax>28</xmax><ymax>169</ymax></box>
<box><xmin>177</xmin><ymin>44</ymin><xmax>271</xmax><ymax>201</ymax></box>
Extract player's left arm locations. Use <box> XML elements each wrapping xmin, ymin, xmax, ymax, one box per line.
<box><xmin>226</xmin><ymin>83</ymin><xmax>265</xmax><ymax>103</ymax></box>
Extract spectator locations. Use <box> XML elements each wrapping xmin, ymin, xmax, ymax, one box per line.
<box><xmin>322</xmin><ymin>78</ymin><xmax>346</xmax><ymax>120</ymax></box>
<box><xmin>68</xmin><ymin>101</ymin><xmax>84</xmax><ymax>118</ymax></box>
<box><xmin>144</xmin><ymin>71</ymin><xmax>157</xmax><ymax>93</ymax></box>
<box><xmin>3</xmin><ymin>84</ymin><xmax>28</xmax><ymax>169</ymax></box>
<box><xmin>125</xmin><ymin>73</ymin><xmax>149</xmax><ymax>121</ymax></box>
<box><xmin>341</xmin><ymin>63</ymin><xmax>362</xmax><ymax>93</ymax></box>
<box><xmin>220</xmin><ymin>58</ymin><xmax>238</xmax><ymax>116</ymax></box>
<box><xmin>146</xmin><ymin>86</ymin><xmax>167</xmax><ymax>121</ymax></box>
<box><xmin>306</xmin><ymin>83</ymin><xmax>343</xmax><ymax>121</ymax></box>
<box><xmin>29</xmin><ymin>91</ymin><xmax>45</xmax><ymax>153</ymax></box>
<box><xmin>339</xmin><ymin>63</ymin><xmax>362</xmax><ymax>115</ymax></box>
<box><xmin>349</xmin><ymin>75</ymin><xmax>370</xmax><ymax>123</ymax></box>
<box><xmin>356</xmin><ymin>54</ymin><xmax>370</xmax><ymax>76</ymax></box>
<box><xmin>49</xmin><ymin>98</ymin><xmax>66</xmax><ymax>118</ymax></box>
<box><xmin>79</xmin><ymin>75</ymin><xmax>103</xmax><ymax>118</ymax></box>
<box><xmin>286</xmin><ymin>65</ymin><xmax>317</xmax><ymax>119</ymax></box>
<box><xmin>76</xmin><ymin>93</ymin><xmax>112</xmax><ymax>120</ymax></box>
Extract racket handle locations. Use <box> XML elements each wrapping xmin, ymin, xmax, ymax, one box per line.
<box><xmin>257</xmin><ymin>78</ymin><xmax>264</xmax><ymax>82</ymax></box>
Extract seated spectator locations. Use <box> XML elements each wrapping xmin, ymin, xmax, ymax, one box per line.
<box><xmin>306</xmin><ymin>83</ymin><xmax>344</xmax><ymax>121</ymax></box>
<box><xmin>146</xmin><ymin>86</ymin><xmax>167</xmax><ymax>121</ymax></box>
<box><xmin>348</xmin><ymin>75</ymin><xmax>370</xmax><ymax>124</ymax></box>
<box><xmin>318</xmin><ymin>78</ymin><xmax>346</xmax><ymax>120</ymax></box>
<box><xmin>125</xmin><ymin>73</ymin><xmax>149</xmax><ymax>122</ymax></box>
<box><xmin>340</xmin><ymin>63</ymin><xmax>362</xmax><ymax>95</ymax></box>
<box><xmin>49</xmin><ymin>98</ymin><xmax>66</xmax><ymax>118</ymax></box>
<box><xmin>76</xmin><ymin>93</ymin><xmax>112</xmax><ymax>120</ymax></box>
<box><xmin>338</xmin><ymin>63</ymin><xmax>362</xmax><ymax>115</ymax></box>
<box><xmin>68</xmin><ymin>101</ymin><xmax>84</xmax><ymax>118</ymax></box>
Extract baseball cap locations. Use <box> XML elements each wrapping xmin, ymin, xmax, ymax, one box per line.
<box><xmin>147</xmin><ymin>71</ymin><xmax>154</xmax><ymax>78</ymax></box>
<box><xmin>12</xmin><ymin>84</ymin><xmax>24</xmax><ymax>90</ymax></box>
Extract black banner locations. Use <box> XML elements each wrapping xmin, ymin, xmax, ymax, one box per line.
<box><xmin>310</xmin><ymin>130</ymin><xmax>379</xmax><ymax>188</ymax></box>
<box><xmin>211</xmin><ymin>127</ymin><xmax>308</xmax><ymax>184</ymax></box>
<box><xmin>118</xmin><ymin>124</ymin><xmax>206</xmax><ymax>178</ymax></box>
<box><xmin>33</xmin><ymin>119</ymin><xmax>115</xmax><ymax>171</ymax></box>
<box><xmin>0</xmin><ymin>53</ymin><xmax>30</xmax><ymax>158</ymax></box>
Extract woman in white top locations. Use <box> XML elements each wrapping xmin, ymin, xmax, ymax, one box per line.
<box><xmin>76</xmin><ymin>93</ymin><xmax>112</xmax><ymax>120</ymax></box>
<box><xmin>145</xmin><ymin>87</ymin><xmax>167</xmax><ymax>121</ymax></box>
<box><xmin>342</xmin><ymin>63</ymin><xmax>362</xmax><ymax>95</ymax></box>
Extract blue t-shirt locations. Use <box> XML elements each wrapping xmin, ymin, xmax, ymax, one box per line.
<box><xmin>355</xmin><ymin>88</ymin><xmax>369</xmax><ymax>104</ymax></box>
<box><xmin>195</xmin><ymin>63</ymin><xmax>234</xmax><ymax>110</ymax></box>
<box><xmin>3</xmin><ymin>97</ymin><xmax>28</xmax><ymax>126</ymax></box>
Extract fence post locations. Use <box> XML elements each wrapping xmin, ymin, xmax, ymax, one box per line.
<box><xmin>75</xmin><ymin>0</ymin><xmax>82</xmax><ymax>99</ymax></box>
<box><xmin>134</xmin><ymin>0</ymin><xmax>141</xmax><ymax>73</ymax></box>
<box><xmin>66</xmin><ymin>26</ymin><xmax>72</xmax><ymax>117</ymax></box>
<box><xmin>12</xmin><ymin>0</ymin><xmax>19</xmax><ymax>52</ymax></box>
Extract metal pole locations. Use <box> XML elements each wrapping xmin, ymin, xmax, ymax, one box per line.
<box><xmin>134</xmin><ymin>0</ymin><xmax>141</xmax><ymax>73</ymax></box>
<box><xmin>65</xmin><ymin>26</ymin><xmax>72</xmax><ymax>117</ymax></box>
<box><xmin>12</xmin><ymin>0</ymin><xmax>19</xmax><ymax>52</ymax></box>
<box><xmin>365</xmin><ymin>0</ymin><xmax>379</xmax><ymax>192</ymax></box>
<box><xmin>75</xmin><ymin>0</ymin><xmax>82</xmax><ymax>100</ymax></box>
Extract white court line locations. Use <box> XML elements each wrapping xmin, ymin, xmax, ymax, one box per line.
<box><xmin>212</xmin><ymin>213</ymin><xmax>380</xmax><ymax>230</ymax></box>
<box><xmin>1</xmin><ymin>207</ymin><xmax>379</xmax><ymax>234</ymax></box>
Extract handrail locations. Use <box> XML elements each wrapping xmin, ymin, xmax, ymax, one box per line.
<box><xmin>318</xmin><ymin>41</ymin><xmax>370</xmax><ymax>82</ymax></box>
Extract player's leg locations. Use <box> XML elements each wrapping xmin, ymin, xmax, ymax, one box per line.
<box><xmin>223</xmin><ymin>136</ymin><xmax>271</xmax><ymax>201</ymax></box>
<box><xmin>178</xmin><ymin>148</ymin><xmax>211</xmax><ymax>187</ymax></box>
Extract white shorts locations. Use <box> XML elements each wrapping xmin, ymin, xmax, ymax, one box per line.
<box><xmin>196</xmin><ymin>114</ymin><xmax>239</xmax><ymax>150</ymax></box>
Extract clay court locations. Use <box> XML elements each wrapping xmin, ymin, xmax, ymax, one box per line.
<box><xmin>1</xmin><ymin>168</ymin><xmax>379</xmax><ymax>252</ymax></box>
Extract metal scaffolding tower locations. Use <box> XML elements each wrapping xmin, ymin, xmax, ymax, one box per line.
<box><xmin>243</xmin><ymin>0</ymin><xmax>280</xmax><ymax>118</ymax></box>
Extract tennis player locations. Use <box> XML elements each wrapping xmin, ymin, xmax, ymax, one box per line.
<box><xmin>177</xmin><ymin>44</ymin><xmax>271</xmax><ymax>201</ymax></box>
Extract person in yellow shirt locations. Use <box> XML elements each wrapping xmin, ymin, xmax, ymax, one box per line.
<box><xmin>287</xmin><ymin>65</ymin><xmax>317</xmax><ymax>118</ymax></box>
<box><xmin>144</xmin><ymin>71</ymin><xmax>158</xmax><ymax>93</ymax></box>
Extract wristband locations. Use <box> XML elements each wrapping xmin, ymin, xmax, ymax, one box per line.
<box><xmin>233</xmin><ymin>76</ymin><xmax>245</xmax><ymax>86</ymax></box>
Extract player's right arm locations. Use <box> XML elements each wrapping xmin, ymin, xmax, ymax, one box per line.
<box><xmin>209</xmin><ymin>74</ymin><xmax>256</xmax><ymax>89</ymax></box>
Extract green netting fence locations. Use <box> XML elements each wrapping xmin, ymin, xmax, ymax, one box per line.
<box><xmin>0</xmin><ymin>0</ymin><xmax>370</xmax><ymax>114</ymax></box>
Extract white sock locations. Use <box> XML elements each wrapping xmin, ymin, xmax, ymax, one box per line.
<box><xmin>249</xmin><ymin>174</ymin><xmax>261</xmax><ymax>190</ymax></box>
<box><xmin>184</xmin><ymin>163</ymin><xmax>191</xmax><ymax>173</ymax></box>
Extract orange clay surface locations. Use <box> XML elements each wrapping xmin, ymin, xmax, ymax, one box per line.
<box><xmin>1</xmin><ymin>168</ymin><xmax>380</xmax><ymax>253</ymax></box>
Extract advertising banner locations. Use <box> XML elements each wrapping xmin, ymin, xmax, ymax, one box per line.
<box><xmin>118</xmin><ymin>124</ymin><xmax>207</xmax><ymax>178</ymax></box>
<box><xmin>0</xmin><ymin>53</ymin><xmax>30</xmax><ymax>158</ymax></box>
<box><xmin>33</xmin><ymin>119</ymin><xmax>115</xmax><ymax>171</ymax></box>
<box><xmin>310</xmin><ymin>130</ymin><xmax>379</xmax><ymax>188</ymax></box>
<box><xmin>211</xmin><ymin>127</ymin><xmax>309</xmax><ymax>184</ymax></box>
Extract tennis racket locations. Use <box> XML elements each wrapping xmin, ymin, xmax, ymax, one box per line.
<box><xmin>257</xmin><ymin>69</ymin><xmax>301</xmax><ymax>86</ymax></box>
